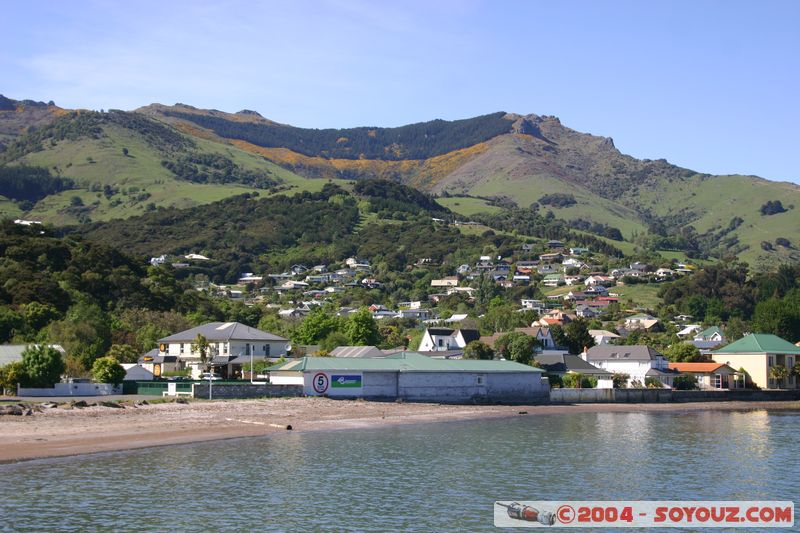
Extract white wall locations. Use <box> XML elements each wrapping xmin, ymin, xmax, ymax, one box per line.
<box><xmin>18</xmin><ymin>383</ymin><xmax>122</xmax><ymax>397</ymax></box>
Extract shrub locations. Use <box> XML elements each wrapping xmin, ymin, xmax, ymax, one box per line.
<box><xmin>91</xmin><ymin>356</ymin><xmax>126</xmax><ymax>385</ymax></box>
<box><xmin>673</xmin><ymin>373</ymin><xmax>698</xmax><ymax>390</ymax></box>
<box><xmin>21</xmin><ymin>345</ymin><xmax>65</xmax><ymax>388</ymax></box>
<box><xmin>562</xmin><ymin>372</ymin><xmax>597</xmax><ymax>388</ymax></box>
<box><xmin>611</xmin><ymin>372</ymin><xmax>630</xmax><ymax>389</ymax></box>
<box><xmin>644</xmin><ymin>377</ymin><xmax>665</xmax><ymax>388</ymax></box>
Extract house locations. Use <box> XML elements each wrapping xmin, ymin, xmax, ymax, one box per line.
<box><xmin>479</xmin><ymin>327</ymin><xmax>557</xmax><ymax>352</ymax></box>
<box><xmin>521</xmin><ymin>299</ymin><xmax>546</xmax><ymax>312</ymax></box>
<box><xmin>539</xmin><ymin>252</ymin><xmax>563</xmax><ymax>263</ymax></box>
<box><xmin>711</xmin><ymin>333</ymin><xmax>800</xmax><ymax>389</ymax></box>
<box><xmin>512</xmin><ymin>275</ymin><xmax>531</xmax><ymax>284</ymax></box>
<box><xmin>157</xmin><ymin>322</ymin><xmax>289</xmax><ymax>379</ymax></box>
<box><xmin>692</xmin><ymin>326</ymin><xmax>726</xmax><ymax>351</ymax></box>
<box><xmin>291</xmin><ymin>264</ymin><xmax>309</xmax><ymax>275</ymax></box>
<box><xmin>538</xmin><ymin>264</ymin><xmax>559</xmax><ymax>275</ymax></box>
<box><xmin>149</xmin><ymin>255</ymin><xmax>167</xmax><ymax>266</ymax></box>
<box><xmin>575</xmin><ymin>305</ymin><xmax>600</xmax><ymax>319</ymax></box>
<box><xmin>677</xmin><ymin>324</ymin><xmax>703</xmax><ymax>338</ymax></box>
<box><xmin>533</xmin><ymin>310</ymin><xmax>574</xmax><ymax>327</ymax></box>
<box><xmin>569</xmin><ymin>247</ymin><xmax>590</xmax><ymax>256</ymax></box>
<box><xmin>581</xmin><ymin>345</ymin><xmax>677</xmax><ymax>388</ymax></box>
<box><xmin>629</xmin><ymin>262</ymin><xmax>649</xmax><ymax>272</ymax></box>
<box><xmin>279</xmin><ymin>308</ymin><xmax>309</xmax><ymax>319</ymax></box>
<box><xmin>546</xmin><ymin>239</ymin><xmax>564</xmax><ymax>249</ymax></box>
<box><xmin>278</xmin><ymin>280</ymin><xmax>309</xmax><ymax>291</ymax></box>
<box><xmin>623</xmin><ymin>314</ymin><xmax>661</xmax><ymax>331</ymax></box>
<box><xmin>589</xmin><ymin>329</ymin><xmax>620</xmax><ymax>346</ymax></box>
<box><xmin>138</xmin><ymin>349</ymin><xmax>181</xmax><ymax>378</ymax></box>
<box><xmin>520</xmin><ymin>243</ymin><xmax>536</xmax><ymax>253</ymax></box>
<box><xmin>535</xmin><ymin>353</ymin><xmax>614</xmax><ymax>388</ymax></box>
<box><xmin>0</xmin><ymin>344</ymin><xmax>65</xmax><ymax>367</ymax></box>
<box><xmin>444</xmin><ymin>313</ymin><xmax>469</xmax><ymax>323</ymax></box>
<box><xmin>238</xmin><ymin>273</ymin><xmax>263</xmax><ymax>283</ymax></box>
<box><xmin>417</xmin><ymin>328</ymin><xmax>481</xmax><ymax>352</ymax></box>
<box><xmin>184</xmin><ymin>253</ymin><xmax>209</xmax><ymax>261</ymax></box>
<box><xmin>121</xmin><ymin>364</ymin><xmax>155</xmax><ymax>381</ymax></box>
<box><xmin>668</xmin><ymin>362</ymin><xmax>742</xmax><ymax>390</ymax></box>
<box><xmin>564</xmin><ymin>275</ymin><xmax>585</xmax><ymax>286</ymax></box>
<box><xmin>312</xmin><ymin>264</ymin><xmax>328</xmax><ymax>273</ymax></box>
<box><xmin>267</xmin><ymin>352</ymin><xmax>548</xmax><ymax>402</ymax></box>
<box><xmin>457</xmin><ymin>264</ymin><xmax>471</xmax><ymax>275</ymax></box>
<box><xmin>345</xmin><ymin>257</ymin><xmax>370</xmax><ymax>269</ymax></box>
<box><xmin>431</xmin><ymin>277</ymin><xmax>459</xmax><ymax>288</ymax></box>
<box><xmin>584</xmin><ymin>275</ymin><xmax>614</xmax><ymax>287</ymax></box>
<box><xmin>397</xmin><ymin>309</ymin><xmax>431</xmax><ymax>321</ymax></box>
<box><xmin>562</xmin><ymin>258</ymin><xmax>584</xmax><ymax>269</ymax></box>
<box><xmin>542</xmin><ymin>273</ymin><xmax>564</xmax><ymax>287</ymax></box>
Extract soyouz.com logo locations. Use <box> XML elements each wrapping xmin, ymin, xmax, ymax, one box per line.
<box><xmin>494</xmin><ymin>501</ymin><xmax>794</xmax><ymax>528</ymax></box>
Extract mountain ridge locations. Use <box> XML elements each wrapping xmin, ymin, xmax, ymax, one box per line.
<box><xmin>2</xmin><ymin>95</ymin><xmax>799</xmax><ymax>265</ymax></box>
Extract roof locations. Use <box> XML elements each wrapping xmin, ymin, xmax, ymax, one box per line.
<box><xmin>711</xmin><ymin>333</ymin><xmax>800</xmax><ymax>355</ymax></box>
<box><xmin>535</xmin><ymin>354</ymin><xmax>612</xmax><ymax>376</ymax></box>
<box><xmin>158</xmin><ymin>322</ymin><xmax>287</xmax><ymax>343</ymax></box>
<box><xmin>0</xmin><ymin>344</ymin><xmax>65</xmax><ymax>366</ymax></box>
<box><xmin>458</xmin><ymin>329</ymin><xmax>481</xmax><ymax>344</ymax></box>
<box><xmin>426</xmin><ymin>327</ymin><xmax>455</xmax><ymax>336</ymax></box>
<box><xmin>268</xmin><ymin>351</ymin><xmax>544</xmax><ymax>373</ymax></box>
<box><xmin>585</xmin><ymin>345</ymin><xmax>663</xmax><ymax>361</ymax></box>
<box><xmin>329</xmin><ymin>346</ymin><xmax>387</xmax><ymax>358</ymax></box>
<box><xmin>138</xmin><ymin>349</ymin><xmax>179</xmax><ymax>364</ymax></box>
<box><xmin>589</xmin><ymin>329</ymin><xmax>619</xmax><ymax>338</ymax></box>
<box><xmin>668</xmin><ymin>362</ymin><xmax>734</xmax><ymax>374</ymax></box>
<box><xmin>695</xmin><ymin>326</ymin><xmax>723</xmax><ymax>339</ymax></box>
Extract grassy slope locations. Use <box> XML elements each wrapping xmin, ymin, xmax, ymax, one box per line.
<box><xmin>2</xmin><ymin>122</ymin><xmax>347</xmax><ymax>224</ymax></box>
<box><xmin>436</xmin><ymin>197</ymin><xmax>503</xmax><ymax>216</ymax></box>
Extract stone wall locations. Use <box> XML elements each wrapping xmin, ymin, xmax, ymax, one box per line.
<box><xmin>550</xmin><ymin>388</ymin><xmax>800</xmax><ymax>403</ymax></box>
<box><xmin>191</xmin><ymin>383</ymin><xmax>303</xmax><ymax>399</ymax></box>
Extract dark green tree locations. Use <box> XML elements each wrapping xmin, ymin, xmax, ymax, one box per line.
<box><xmin>91</xmin><ymin>356</ymin><xmax>126</xmax><ymax>385</ymax></box>
<box><xmin>20</xmin><ymin>345</ymin><xmax>65</xmax><ymax>388</ymax></box>
<box><xmin>463</xmin><ymin>340</ymin><xmax>494</xmax><ymax>360</ymax></box>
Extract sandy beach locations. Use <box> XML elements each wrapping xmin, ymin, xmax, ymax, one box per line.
<box><xmin>1</xmin><ymin>398</ymin><xmax>799</xmax><ymax>464</ymax></box>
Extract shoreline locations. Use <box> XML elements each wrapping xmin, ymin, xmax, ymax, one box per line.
<box><xmin>1</xmin><ymin>398</ymin><xmax>799</xmax><ymax>465</ymax></box>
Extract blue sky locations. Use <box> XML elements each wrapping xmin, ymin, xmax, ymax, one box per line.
<box><xmin>2</xmin><ymin>0</ymin><xmax>798</xmax><ymax>182</ymax></box>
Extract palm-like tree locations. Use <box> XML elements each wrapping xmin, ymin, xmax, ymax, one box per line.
<box><xmin>769</xmin><ymin>364</ymin><xmax>789</xmax><ymax>389</ymax></box>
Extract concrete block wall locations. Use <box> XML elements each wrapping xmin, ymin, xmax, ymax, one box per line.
<box><xmin>192</xmin><ymin>383</ymin><xmax>303</xmax><ymax>399</ymax></box>
<box><xmin>18</xmin><ymin>383</ymin><xmax>122</xmax><ymax>397</ymax></box>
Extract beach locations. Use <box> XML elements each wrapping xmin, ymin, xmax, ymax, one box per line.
<box><xmin>1</xmin><ymin>397</ymin><xmax>799</xmax><ymax>464</ymax></box>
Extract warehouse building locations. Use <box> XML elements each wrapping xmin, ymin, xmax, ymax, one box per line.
<box><xmin>268</xmin><ymin>352</ymin><xmax>547</xmax><ymax>403</ymax></box>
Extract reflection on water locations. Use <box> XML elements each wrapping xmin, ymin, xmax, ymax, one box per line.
<box><xmin>0</xmin><ymin>410</ymin><xmax>797</xmax><ymax>532</ymax></box>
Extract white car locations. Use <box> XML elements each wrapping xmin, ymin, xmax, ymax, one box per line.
<box><xmin>200</xmin><ymin>372</ymin><xmax>222</xmax><ymax>380</ymax></box>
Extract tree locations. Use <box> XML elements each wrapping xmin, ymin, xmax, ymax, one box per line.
<box><xmin>611</xmin><ymin>372</ymin><xmax>630</xmax><ymax>389</ymax></box>
<box><xmin>292</xmin><ymin>308</ymin><xmax>344</xmax><ymax>345</ymax></box>
<box><xmin>345</xmin><ymin>308</ymin><xmax>381</xmax><ymax>346</ymax></box>
<box><xmin>562</xmin><ymin>373</ymin><xmax>596</xmax><ymax>388</ymax></box>
<box><xmin>663</xmin><ymin>343</ymin><xmax>704</xmax><ymax>362</ymax></box>
<box><xmin>463</xmin><ymin>340</ymin><xmax>494</xmax><ymax>360</ymax></box>
<box><xmin>494</xmin><ymin>331</ymin><xmax>538</xmax><ymax>365</ymax></box>
<box><xmin>192</xmin><ymin>334</ymin><xmax>210</xmax><ymax>369</ymax></box>
<box><xmin>562</xmin><ymin>319</ymin><xmax>595</xmax><ymax>355</ymax></box>
<box><xmin>0</xmin><ymin>361</ymin><xmax>26</xmax><ymax>395</ymax></box>
<box><xmin>769</xmin><ymin>365</ymin><xmax>789</xmax><ymax>389</ymax></box>
<box><xmin>673</xmin><ymin>374</ymin><xmax>698</xmax><ymax>390</ymax></box>
<box><xmin>91</xmin><ymin>356</ymin><xmax>126</xmax><ymax>385</ymax></box>
<box><xmin>105</xmin><ymin>344</ymin><xmax>140</xmax><ymax>364</ymax></box>
<box><xmin>20</xmin><ymin>345</ymin><xmax>65</xmax><ymax>388</ymax></box>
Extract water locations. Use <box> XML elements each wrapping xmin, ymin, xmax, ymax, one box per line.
<box><xmin>1</xmin><ymin>409</ymin><xmax>797</xmax><ymax>532</ymax></box>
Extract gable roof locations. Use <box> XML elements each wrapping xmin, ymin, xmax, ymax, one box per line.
<box><xmin>268</xmin><ymin>351</ymin><xmax>543</xmax><ymax>373</ymax></box>
<box><xmin>535</xmin><ymin>354</ymin><xmax>612</xmax><ymax>376</ymax></box>
<box><xmin>711</xmin><ymin>333</ymin><xmax>800</xmax><ymax>355</ymax></box>
<box><xmin>329</xmin><ymin>346</ymin><xmax>387</xmax><ymax>358</ymax></box>
<box><xmin>457</xmin><ymin>329</ymin><xmax>481</xmax><ymax>344</ymax></box>
<box><xmin>158</xmin><ymin>322</ymin><xmax>287</xmax><ymax>343</ymax></box>
<box><xmin>426</xmin><ymin>328</ymin><xmax>455</xmax><ymax>336</ymax></box>
<box><xmin>696</xmin><ymin>326</ymin><xmax>724</xmax><ymax>340</ymax></box>
<box><xmin>585</xmin><ymin>344</ymin><xmax>663</xmax><ymax>361</ymax></box>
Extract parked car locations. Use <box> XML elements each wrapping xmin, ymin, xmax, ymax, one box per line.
<box><xmin>200</xmin><ymin>372</ymin><xmax>222</xmax><ymax>380</ymax></box>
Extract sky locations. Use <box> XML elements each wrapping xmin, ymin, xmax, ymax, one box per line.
<box><xmin>2</xmin><ymin>0</ymin><xmax>798</xmax><ymax>182</ymax></box>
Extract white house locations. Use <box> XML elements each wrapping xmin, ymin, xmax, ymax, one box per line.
<box><xmin>417</xmin><ymin>328</ymin><xmax>481</xmax><ymax>352</ymax></box>
<box><xmin>581</xmin><ymin>345</ymin><xmax>676</xmax><ymax>387</ymax></box>
<box><xmin>157</xmin><ymin>322</ymin><xmax>289</xmax><ymax>379</ymax></box>
<box><xmin>431</xmin><ymin>277</ymin><xmax>459</xmax><ymax>288</ymax></box>
<box><xmin>589</xmin><ymin>329</ymin><xmax>620</xmax><ymax>346</ymax></box>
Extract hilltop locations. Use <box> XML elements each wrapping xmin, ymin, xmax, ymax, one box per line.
<box><xmin>2</xmin><ymin>95</ymin><xmax>799</xmax><ymax>265</ymax></box>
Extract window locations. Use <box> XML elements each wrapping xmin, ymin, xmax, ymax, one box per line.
<box><xmin>768</xmin><ymin>355</ymin><xmax>774</xmax><ymax>366</ymax></box>
<box><xmin>438</xmin><ymin>339</ymin><xmax>444</xmax><ymax>347</ymax></box>
<box><xmin>180</xmin><ymin>343</ymin><xmax>184</xmax><ymax>354</ymax></box>
<box><xmin>476</xmin><ymin>375</ymin><xmax>485</xmax><ymax>386</ymax></box>
<box><xmin>245</xmin><ymin>344</ymin><xmax>251</xmax><ymax>356</ymax></box>
<box><xmin>265</xmin><ymin>344</ymin><xmax>270</xmax><ymax>356</ymax></box>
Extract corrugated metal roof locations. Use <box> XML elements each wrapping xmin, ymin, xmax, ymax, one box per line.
<box><xmin>269</xmin><ymin>352</ymin><xmax>543</xmax><ymax>373</ymax></box>
<box><xmin>711</xmin><ymin>333</ymin><xmax>800</xmax><ymax>355</ymax></box>
<box><xmin>668</xmin><ymin>362</ymin><xmax>731</xmax><ymax>373</ymax></box>
<box><xmin>158</xmin><ymin>322</ymin><xmax>288</xmax><ymax>343</ymax></box>
<box><xmin>329</xmin><ymin>346</ymin><xmax>386</xmax><ymax>358</ymax></box>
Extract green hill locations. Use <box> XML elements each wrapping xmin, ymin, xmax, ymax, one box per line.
<box><xmin>2</xmin><ymin>95</ymin><xmax>799</xmax><ymax>266</ymax></box>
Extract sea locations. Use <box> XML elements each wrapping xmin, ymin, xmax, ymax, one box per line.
<box><xmin>0</xmin><ymin>409</ymin><xmax>797</xmax><ymax>532</ymax></box>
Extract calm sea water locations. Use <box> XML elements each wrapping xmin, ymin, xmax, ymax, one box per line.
<box><xmin>0</xmin><ymin>409</ymin><xmax>797</xmax><ymax>532</ymax></box>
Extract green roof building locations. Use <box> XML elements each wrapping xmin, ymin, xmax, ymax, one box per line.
<box><xmin>269</xmin><ymin>352</ymin><xmax>547</xmax><ymax>403</ymax></box>
<box><xmin>711</xmin><ymin>333</ymin><xmax>800</xmax><ymax>389</ymax></box>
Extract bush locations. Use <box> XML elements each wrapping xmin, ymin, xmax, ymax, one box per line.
<box><xmin>562</xmin><ymin>372</ymin><xmax>597</xmax><ymax>388</ymax></box>
<box><xmin>91</xmin><ymin>356</ymin><xmax>126</xmax><ymax>385</ymax></box>
<box><xmin>673</xmin><ymin>373</ymin><xmax>698</xmax><ymax>390</ymax></box>
<box><xmin>611</xmin><ymin>373</ymin><xmax>629</xmax><ymax>388</ymax></box>
<box><xmin>645</xmin><ymin>377</ymin><xmax>665</xmax><ymax>388</ymax></box>
<box><xmin>463</xmin><ymin>340</ymin><xmax>494</xmax><ymax>360</ymax></box>
<box><xmin>21</xmin><ymin>345</ymin><xmax>65</xmax><ymax>388</ymax></box>
<box><xmin>0</xmin><ymin>361</ymin><xmax>26</xmax><ymax>395</ymax></box>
